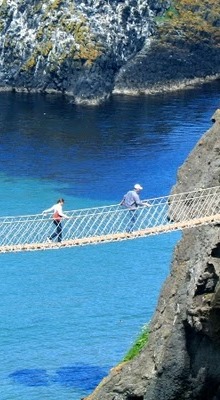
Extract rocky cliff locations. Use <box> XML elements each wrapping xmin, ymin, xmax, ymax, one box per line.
<box><xmin>0</xmin><ymin>0</ymin><xmax>219</xmax><ymax>104</ymax></box>
<box><xmin>84</xmin><ymin>112</ymin><xmax>220</xmax><ymax>400</ymax></box>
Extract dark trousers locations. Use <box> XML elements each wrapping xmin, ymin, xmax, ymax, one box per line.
<box><xmin>127</xmin><ymin>209</ymin><xmax>137</xmax><ymax>232</ymax></box>
<box><xmin>50</xmin><ymin>220</ymin><xmax>62</xmax><ymax>242</ymax></box>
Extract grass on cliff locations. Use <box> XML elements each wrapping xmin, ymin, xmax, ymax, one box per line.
<box><xmin>122</xmin><ymin>324</ymin><xmax>150</xmax><ymax>362</ymax></box>
<box><xmin>156</xmin><ymin>0</ymin><xmax>220</xmax><ymax>46</ymax></box>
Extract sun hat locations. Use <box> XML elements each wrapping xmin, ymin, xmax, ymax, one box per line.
<box><xmin>134</xmin><ymin>184</ymin><xmax>143</xmax><ymax>190</ymax></box>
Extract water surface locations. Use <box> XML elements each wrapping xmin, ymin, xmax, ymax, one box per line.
<box><xmin>0</xmin><ymin>81</ymin><xmax>219</xmax><ymax>399</ymax></box>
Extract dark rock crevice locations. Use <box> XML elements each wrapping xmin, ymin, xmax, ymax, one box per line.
<box><xmin>184</xmin><ymin>323</ymin><xmax>220</xmax><ymax>400</ymax></box>
<box><xmin>194</xmin><ymin>263</ymin><xmax>219</xmax><ymax>296</ymax></box>
<box><xmin>211</xmin><ymin>243</ymin><xmax>220</xmax><ymax>259</ymax></box>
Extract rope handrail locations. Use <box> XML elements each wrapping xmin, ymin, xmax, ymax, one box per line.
<box><xmin>0</xmin><ymin>185</ymin><xmax>220</xmax><ymax>253</ymax></box>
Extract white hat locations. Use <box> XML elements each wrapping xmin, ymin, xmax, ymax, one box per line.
<box><xmin>134</xmin><ymin>184</ymin><xmax>143</xmax><ymax>190</ymax></box>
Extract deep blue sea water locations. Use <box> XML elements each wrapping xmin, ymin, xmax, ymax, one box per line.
<box><xmin>0</xmin><ymin>81</ymin><xmax>219</xmax><ymax>399</ymax></box>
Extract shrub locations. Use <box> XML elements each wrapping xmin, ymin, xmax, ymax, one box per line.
<box><xmin>122</xmin><ymin>324</ymin><xmax>150</xmax><ymax>362</ymax></box>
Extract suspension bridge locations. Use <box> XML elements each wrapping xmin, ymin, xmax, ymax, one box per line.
<box><xmin>0</xmin><ymin>186</ymin><xmax>220</xmax><ymax>253</ymax></box>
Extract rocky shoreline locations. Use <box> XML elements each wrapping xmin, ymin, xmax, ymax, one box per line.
<box><xmin>0</xmin><ymin>74</ymin><xmax>219</xmax><ymax>107</ymax></box>
<box><xmin>113</xmin><ymin>74</ymin><xmax>220</xmax><ymax>97</ymax></box>
<box><xmin>0</xmin><ymin>1</ymin><xmax>219</xmax><ymax>105</ymax></box>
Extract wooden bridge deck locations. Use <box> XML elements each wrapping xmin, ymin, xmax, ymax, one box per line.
<box><xmin>1</xmin><ymin>214</ymin><xmax>219</xmax><ymax>253</ymax></box>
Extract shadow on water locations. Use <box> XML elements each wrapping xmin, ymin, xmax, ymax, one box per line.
<box><xmin>8</xmin><ymin>368</ymin><xmax>50</xmax><ymax>387</ymax></box>
<box><xmin>53</xmin><ymin>363</ymin><xmax>109</xmax><ymax>390</ymax></box>
<box><xmin>8</xmin><ymin>363</ymin><xmax>109</xmax><ymax>391</ymax></box>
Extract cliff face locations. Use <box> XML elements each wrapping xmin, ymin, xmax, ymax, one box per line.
<box><xmin>85</xmin><ymin>113</ymin><xmax>220</xmax><ymax>400</ymax></box>
<box><xmin>0</xmin><ymin>0</ymin><xmax>162</xmax><ymax>103</ymax></box>
<box><xmin>0</xmin><ymin>0</ymin><xmax>219</xmax><ymax>104</ymax></box>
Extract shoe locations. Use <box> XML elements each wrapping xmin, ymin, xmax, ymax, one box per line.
<box><xmin>46</xmin><ymin>237</ymin><xmax>52</xmax><ymax>243</ymax></box>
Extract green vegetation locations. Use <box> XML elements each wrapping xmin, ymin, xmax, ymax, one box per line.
<box><xmin>122</xmin><ymin>324</ymin><xmax>150</xmax><ymax>362</ymax></box>
<box><xmin>156</xmin><ymin>0</ymin><xmax>220</xmax><ymax>45</ymax></box>
<box><xmin>155</xmin><ymin>5</ymin><xmax>178</xmax><ymax>24</ymax></box>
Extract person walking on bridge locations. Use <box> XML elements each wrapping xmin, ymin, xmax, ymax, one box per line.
<box><xmin>43</xmin><ymin>198</ymin><xmax>69</xmax><ymax>243</ymax></box>
<box><xmin>120</xmin><ymin>184</ymin><xmax>150</xmax><ymax>233</ymax></box>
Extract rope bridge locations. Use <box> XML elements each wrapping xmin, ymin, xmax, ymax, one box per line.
<box><xmin>0</xmin><ymin>186</ymin><xmax>220</xmax><ymax>253</ymax></box>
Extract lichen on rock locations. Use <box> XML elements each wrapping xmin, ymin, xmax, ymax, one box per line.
<box><xmin>0</xmin><ymin>0</ymin><xmax>219</xmax><ymax>104</ymax></box>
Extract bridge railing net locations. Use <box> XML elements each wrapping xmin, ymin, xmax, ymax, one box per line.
<box><xmin>0</xmin><ymin>186</ymin><xmax>219</xmax><ymax>248</ymax></box>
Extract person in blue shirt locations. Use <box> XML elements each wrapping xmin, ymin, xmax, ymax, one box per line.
<box><xmin>120</xmin><ymin>184</ymin><xmax>149</xmax><ymax>232</ymax></box>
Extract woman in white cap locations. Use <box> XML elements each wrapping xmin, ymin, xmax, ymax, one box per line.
<box><xmin>120</xmin><ymin>184</ymin><xmax>149</xmax><ymax>232</ymax></box>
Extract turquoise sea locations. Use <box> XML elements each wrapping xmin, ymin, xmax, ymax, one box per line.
<box><xmin>0</xmin><ymin>81</ymin><xmax>219</xmax><ymax>399</ymax></box>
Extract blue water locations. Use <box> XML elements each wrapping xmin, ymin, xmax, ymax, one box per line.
<box><xmin>0</xmin><ymin>82</ymin><xmax>219</xmax><ymax>399</ymax></box>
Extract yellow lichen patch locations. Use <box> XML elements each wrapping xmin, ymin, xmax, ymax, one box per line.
<box><xmin>21</xmin><ymin>56</ymin><xmax>36</xmax><ymax>71</ymax></box>
<box><xmin>110</xmin><ymin>361</ymin><xmax>127</xmax><ymax>373</ymax></box>
<box><xmin>39</xmin><ymin>41</ymin><xmax>53</xmax><ymax>57</ymax></box>
<box><xmin>157</xmin><ymin>0</ymin><xmax>220</xmax><ymax>45</ymax></box>
<box><xmin>78</xmin><ymin>45</ymin><xmax>102</xmax><ymax>63</ymax></box>
<box><xmin>50</xmin><ymin>0</ymin><xmax>63</xmax><ymax>10</ymax></box>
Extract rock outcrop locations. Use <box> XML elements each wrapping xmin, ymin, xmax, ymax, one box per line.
<box><xmin>0</xmin><ymin>0</ymin><xmax>162</xmax><ymax>103</ymax></box>
<box><xmin>84</xmin><ymin>114</ymin><xmax>220</xmax><ymax>400</ymax></box>
<box><xmin>0</xmin><ymin>0</ymin><xmax>219</xmax><ymax>104</ymax></box>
